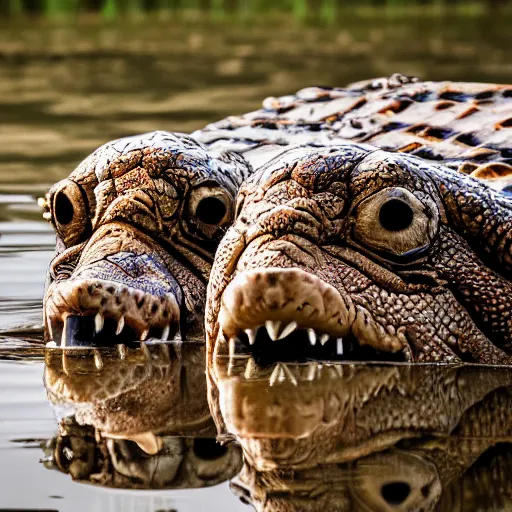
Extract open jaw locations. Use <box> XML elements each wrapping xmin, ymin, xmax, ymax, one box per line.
<box><xmin>215</xmin><ymin>268</ymin><xmax>408</xmax><ymax>364</ymax></box>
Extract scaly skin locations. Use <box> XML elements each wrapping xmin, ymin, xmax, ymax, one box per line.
<box><xmin>43</xmin><ymin>75</ymin><xmax>512</xmax><ymax>350</ymax></box>
<box><xmin>208</xmin><ymin>357</ymin><xmax>512</xmax><ymax>510</ymax></box>
<box><xmin>43</xmin><ymin>132</ymin><xmax>250</xmax><ymax>346</ymax></box>
<box><xmin>43</xmin><ymin>343</ymin><xmax>243</xmax><ymax>489</ymax></box>
<box><xmin>206</xmin><ymin>143</ymin><xmax>512</xmax><ymax>364</ymax></box>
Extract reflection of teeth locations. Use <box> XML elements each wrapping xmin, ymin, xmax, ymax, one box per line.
<box><xmin>245</xmin><ymin>358</ymin><xmax>256</xmax><ymax>379</ymax></box>
<box><xmin>161</xmin><ymin>325</ymin><xmax>170</xmax><ymax>341</ymax></box>
<box><xmin>117</xmin><ymin>344</ymin><xmax>127</xmax><ymax>360</ymax></box>
<box><xmin>319</xmin><ymin>333</ymin><xmax>329</xmax><ymax>346</ymax></box>
<box><xmin>307</xmin><ymin>328</ymin><xmax>317</xmax><ymax>346</ymax></box>
<box><xmin>115</xmin><ymin>316</ymin><xmax>125</xmax><ymax>335</ymax></box>
<box><xmin>269</xmin><ymin>363</ymin><xmax>298</xmax><ymax>387</ymax></box>
<box><xmin>306</xmin><ymin>363</ymin><xmax>317</xmax><ymax>381</ymax></box>
<box><xmin>265</xmin><ymin>320</ymin><xmax>281</xmax><ymax>341</ymax></box>
<box><xmin>141</xmin><ymin>343</ymin><xmax>151</xmax><ymax>359</ymax></box>
<box><xmin>245</xmin><ymin>328</ymin><xmax>257</xmax><ymax>345</ymax></box>
<box><xmin>94</xmin><ymin>313</ymin><xmax>104</xmax><ymax>334</ymax></box>
<box><xmin>93</xmin><ymin>350</ymin><xmax>103</xmax><ymax>370</ymax></box>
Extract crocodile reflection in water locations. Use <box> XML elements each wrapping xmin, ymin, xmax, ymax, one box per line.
<box><xmin>208</xmin><ymin>357</ymin><xmax>512</xmax><ymax>511</ymax></box>
<box><xmin>42</xmin><ymin>343</ymin><xmax>242</xmax><ymax>489</ymax></box>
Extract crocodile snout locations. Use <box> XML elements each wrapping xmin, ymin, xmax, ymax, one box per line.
<box><xmin>45</xmin><ymin>222</ymin><xmax>182</xmax><ymax>347</ymax></box>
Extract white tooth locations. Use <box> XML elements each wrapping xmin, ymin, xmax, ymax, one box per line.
<box><xmin>245</xmin><ymin>358</ymin><xmax>256</xmax><ymax>379</ymax></box>
<box><xmin>282</xmin><ymin>364</ymin><xmax>298</xmax><ymax>386</ymax></box>
<box><xmin>140</xmin><ymin>329</ymin><xmax>149</xmax><ymax>341</ymax></box>
<box><xmin>45</xmin><ymin>341</ymin><xmax>57</xmax><ymax>348</ymax></box>
<box><xmin>278</xmin><ymin>321</ymin><xmax>298</xmax><ymax>340</ymax></box>
<box><xmin>306</xmin><ymin>363</ymin><xmax>317</xmax><ymax>381</ymax></box>
<box><xmin>245</xmin><ymin>328</ymin><xmax>258</xmax><ymax>345</ymax></box>
<box><xmin>161</xmin><ymin>325</ymin><xmax>170</xmax><ymax>341</ymax></box>
<box><xmin>269</xmin><ymin>363</ymin><xmax>297</xmax><ymax>386</ymax></box>
<box><xmin>269</xmin><ymin>364</ymin><xmax>283</xmax><ymax>386</ymax></box>
<box><xmin>265</xmin><ymin>321</ymin><xmax>281</xmax><ymax>341</ymax></box>
<box><xmin>307</xmin><ymin>328</ymin><xmax>317</xmax><ymax>346</ymax></box>
<box><xmin>61</xmin><ymin>317</ymin><xmax>68</xmax><ymax>347</ymax></box>
<box><xmin>93</xmin><ymin>350</ymin><xmax>103</xmax><ymax>370</ymax></box>
<box><xmin>337</xmin><ymin>338</ymin><xmax>344</xmax><ymax>355</ymax></box>
<box><xmin>117</xmin><ymin>344</ymin><xmax>127</xmax><ymax>360</ymax></box>
<box><xmin>320</xmin><ymin>333</ymin><xmax>329</xmax><ymax>346</ymax></box>
<box><xmin>115</xmin><ymin>316</ymin><xmax>125</xmax><ymax>336</ymax></box>
<box><xmin>94</xmin><ymin>313</ymin><xmax>104</xmax><ymax>334</ymax></box>
<box><xmin>229</xmin><ymin>337</ymin><xmax>238</xmax><ymax>358</ymax></box>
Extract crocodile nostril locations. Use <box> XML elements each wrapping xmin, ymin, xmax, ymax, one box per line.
<box><xmin>63</xmin><ymin>315</ymin><xmax>138</xmax><ymax>347</ymax></box>
<box><xmin>380</xmin><ymin>481</ymin><xmax>411</xmax><ymax>505</ymax></box>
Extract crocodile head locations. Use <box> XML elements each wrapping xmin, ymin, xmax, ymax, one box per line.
<box><xmin>206</xmin><ymin>144</ymin><xmax>512</xmax><ymax>364</ymax></box>
<box><xmin>43</xmin><ymin>343</ymin><xmax>243</xmax><ymax>489</ymax></box>
<box><xmin>208</xmin><ymin>357</ymin><xmax>512</xmax><ymax>511</ymax></box>
<box><xmin>43</xmin><ymin>131</ymin><xmax>250</xmax><ymax>346</ymax></box>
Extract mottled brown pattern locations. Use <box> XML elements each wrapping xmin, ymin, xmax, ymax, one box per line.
<box><xmin>43</xmin><ymin>75</ymin><xmax>512</xmax><ymax>360</ymax></box>
<box><xmin>208</xmin><ymin>358</ymin><xmax>512</xmax><ymax>511</ymax></box>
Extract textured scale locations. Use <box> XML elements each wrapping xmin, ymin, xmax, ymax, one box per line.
<box><xmin>196</xmin><ymin>74</ymin><xmax>512</xmax><ymax>193</ymax></box>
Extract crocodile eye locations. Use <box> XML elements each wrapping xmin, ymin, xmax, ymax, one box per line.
<box><xmin>353</xmin><ymin>187</ymin><xmax>438</xmax><ymax>260</ymax></box>
<box><xmin>196</xmin><ymin>196</ymin><xmax>227</xmax><ymax>225</ymax></box>
<box><xmin>49</xmin><ymin>179</ymin><xmax>90</xmax><ymax>247</ymax></box>
<box><xmin>378</xmin><ymin>199</ymin><xmax>414</xmax><ymax>232</ymax></box>
<box><xmin>188</xmin><ymin>185</ymin><xmax>232</xmax><ymax>238</ymax></box>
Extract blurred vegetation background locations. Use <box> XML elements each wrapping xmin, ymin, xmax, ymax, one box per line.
<box><xmin>1</xmin><ymin>0</ymin><xmax>511</xmax><ymax>21</ymax></box>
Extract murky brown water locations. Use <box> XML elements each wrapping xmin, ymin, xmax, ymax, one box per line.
<box><xmin>0</xmin><ymin>11</ymin><xmax>511</xmax><ymax>511</ymax></box>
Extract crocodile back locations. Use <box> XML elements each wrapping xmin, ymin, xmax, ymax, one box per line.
<box><xmin>195</xmin><ymin>75</ymin><xmax>512</xmax><ymax>193</ymax></box>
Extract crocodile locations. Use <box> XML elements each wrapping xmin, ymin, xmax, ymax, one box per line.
<box><xmin>43</xmin><ymin>343</ymin><xmax>243</xmax><ymax>488</ymax></box>
<box><xmin>42</xmin><ymin>74</ymin><xmax>512</xmax><ymax>354</ymax></box>
<box><xmin>208</xmin><ymin>356</ymin><xmax>512</xmax><ymax>510</ymax></box>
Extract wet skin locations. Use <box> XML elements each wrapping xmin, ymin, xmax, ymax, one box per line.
<box><xmin>206</xmin><ymin>144</ymin><xmax>512</xmax><ymax>364</ymax></box>
<box><xmin>208</xmin><ymin>356</ymin><xmax>512</xmax><ymax>511</ymax></box>
<box><xmin>43</xmin><ymin>76</ymin><xmax>512</xmax><ymax>354</ymax></box>
<box><xmin>43</xmin><ymin>131</ymin><xmax>250</xmax><ymax>347</ymax></box>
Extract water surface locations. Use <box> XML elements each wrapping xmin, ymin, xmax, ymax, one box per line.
<box><xmin>1</xmin><ymin>11</ymin><xmax>512</xmax><ymax>510</ymax></box>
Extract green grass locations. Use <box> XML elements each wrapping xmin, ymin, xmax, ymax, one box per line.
<box><xmin>3</xmin><ymin>0</ymin><xmax>511</xmax><ymax>20</ymax></box>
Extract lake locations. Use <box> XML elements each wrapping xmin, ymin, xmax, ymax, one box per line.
<box><xmin>0</xmin><ymin>9</ymin><xmax>511</xmax><ymax>511</ymax></box>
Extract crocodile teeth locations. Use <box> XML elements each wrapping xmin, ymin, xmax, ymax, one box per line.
<box><xmin>245</xmin><ymin>358</ymin><xmax>256</xmax><ymax>379</ymax></box>
<box><xmin>94</xmin><ymin>313</ymin><xmax>104</xmax><ymax>334</ymax></box>
<box><xmin>229</xmin><ymin>337</ymin><xmax>240</xmax><ymax>358</ymax></box>
<box><xmin>265</xmin><ymin>320</ymin><xmax>299</xmax><ymax>341</ymax></box>
<box><xmin>61</xmin><ymin>317</ymin><xmax>68</xmax><ymax>347</ymax></box>
<box><xmin>306</xmin><ymin>363</ymin><xmax>317</xmax><ymax>381</ymax></box>
<box><xmin>307</xmin><ymin>328</ymin><xmax>317</xmax><ymax>346</ymax></box>
<box><xmin>161</xmin><ymin>325</ymin><xmax>170</xmax><ymax>341</ymax></box>
<box><xmin>319</xmin><ymin>333</ymin><xmax>330</xmax><ymax>346</ymax></box>
<box><xmin>115</xmin><ymin>316</ymin><xmax>125</xmax><ymax>336</ymax></box>
<box><xmin>265</xmin><ymin>320</ymin><xmax>282</xmax><ymax>341</ymax></box>
<box><xmin>140</xmin><ymin>329</ymin><xmax>149</xmax><ymax>342</ymax></box>
<box><xmin>141</xmin><ymin>343</ymin><xmax>151</xmax><ymax>359</ymax></box>
<box><xmin>117</xmin><ymin>344</ymin><xmax>127</xmax><ymax>360</ymax></box>
<box><xmin>93</xmin><ymin>350</ymin><xmax>103</xmax><ymax>370</ymax></box>
<box><xmin>269</xmin><ymin>363</ymin><xmax>297</xmax><ymax>387</ymax></box>
<box><xmin>337</xmin><ymin>338</ymin><xmax>344</xmax><ymax>355</ymax></box>
<box><xmin>279</xmin><ymin>321</ymin><xmax>298</xmax><ymax>340</ymax></box>
<box><xmin>245</xmin><ymin>328</ymin><xmax>258</xmax><ymax>345</ymax></box>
